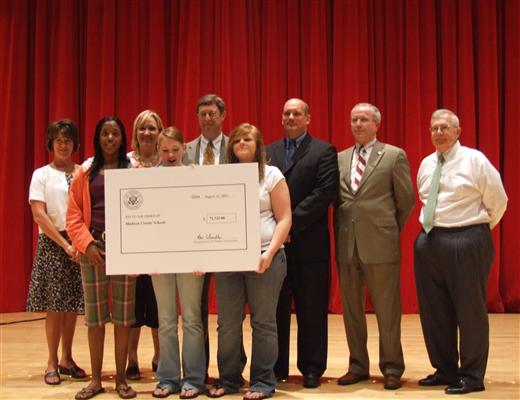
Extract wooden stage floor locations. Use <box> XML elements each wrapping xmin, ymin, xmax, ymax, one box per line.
<box><xmin>1</xmin><ymin>313</ymin><xmax>518</xmax><ymax>399</ymax></box>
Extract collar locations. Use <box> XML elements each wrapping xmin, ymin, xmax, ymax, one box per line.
<box><xmin>438</xmin><ymin>140</ymin><xmax>460</xmax><ymax>162</ymax></box>
<box><xmin>356</xmin><ymin>137</ymin><xmax>377</xmax><ymax>152</ymax></box>
<box><xmin>201</xmin><ymin>132</ymin><xmax>223</xmax><ymax>146</ymax></box>
<box><xmin>285</xmin><ymin>132</ymin><xmax>308</xmax><ymax>148</ymax></box>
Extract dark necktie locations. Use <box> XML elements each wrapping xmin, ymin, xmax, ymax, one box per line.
<box><xmin>285</xmin><ymin>139</ymin><xmax>297</xmax><ymax>167</ymax></box>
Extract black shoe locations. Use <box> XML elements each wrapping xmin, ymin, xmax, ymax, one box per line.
<box><xmin>445</xmin><ymin>379</ymin><xmax>485</xmax><ymax>395</ymax></box>
<box><xmin>303</xmin><ymin>373</ymin><xmax>321</xmax><ymax>388</ymax></box>
<box><xmin>419</xmin><ymin>373</ymin><xmax>455</xmax><ymax>386</ymax></box>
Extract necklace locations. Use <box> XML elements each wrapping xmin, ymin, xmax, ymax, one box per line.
<box><xmin>135</xmin><ymin>153</ymin><xmax>159</xmax><ymax>167</ymax></box>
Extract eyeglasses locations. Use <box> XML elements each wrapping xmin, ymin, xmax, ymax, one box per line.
<box><xmin>198</xmin><ymin>111</ymin><xmax>220</xmax><ymax>119</ymax></box>
<box><xmin>350</xmin><ymin>117</ymin><xmax>375</xmax><ymax>124</ymax></box>
<box><xmin>430</xmin><ymin>125</ymin><xmax>452</xmax><ymax>133</ymax></box>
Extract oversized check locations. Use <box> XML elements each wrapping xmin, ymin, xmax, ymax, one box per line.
<box><xmin>104</xmin><ymin>163</ymin><xmax>260</xmax><ymax>274</ymax></box>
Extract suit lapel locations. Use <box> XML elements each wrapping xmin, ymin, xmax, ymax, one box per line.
<box><xmin>343</xmin><ymin>147</ymin><xmax>355</xmax><ymax>193</ymax></box>
<box><xmin>269</xmin><ymin>140</ymin><xmax>286</xmax><ymax>170</ymax></box>
<box><xmin>357</xmin><ymin>141</ymin><xmax>385</xmax><ymax>190</ymax></box>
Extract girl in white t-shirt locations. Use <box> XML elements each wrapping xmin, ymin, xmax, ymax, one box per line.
<box><xmin>208</xmin><ymin>123</ymin><xmax>292</xmax><ymax>400</ymax></box>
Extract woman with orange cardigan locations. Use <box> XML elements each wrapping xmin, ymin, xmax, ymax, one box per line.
<box><xmin>67</xmin><ymin>116</ymin><xmax>137</xmax><ymax>400</ymax></box>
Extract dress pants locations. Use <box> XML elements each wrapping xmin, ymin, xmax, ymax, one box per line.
<box><xmin>414</xmin><ymin>224</ymin><xmax>494</xmax><ymax>387</ymax></box>
<box><xmin>275</xmin><ymin>246</ymin><xmax>329</xmax><ymax>377</ymax></box>
<box><xmin>337</xmin><ymin>246</ymin><xmax>404</xmax><ymax>377</ymax></box>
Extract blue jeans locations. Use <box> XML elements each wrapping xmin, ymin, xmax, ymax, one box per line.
<box><xmin>152</xmin><ymin>273</ymin><xmax>205</xmax><ymax>392</ymax></box>
<box><xmin>214</xmin><ymin>249</ymin><xmax>287</xmax><ymax>394</ymax></box>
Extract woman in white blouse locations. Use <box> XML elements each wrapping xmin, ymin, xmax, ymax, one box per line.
<box><xmin>208</xmin><ymin>123</ymin><xmax>292</xmax><ymax>400</ymax></box>
<box><xmin>27</xmin><ymin>119</ymin><xmax>85</xmax><ymax>385</ymax></box>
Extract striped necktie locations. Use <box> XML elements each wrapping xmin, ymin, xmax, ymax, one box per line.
<box><xmin>203</xmin><ymin>141</ymin><xmax>215</xmax><ymax>165</ymax></box>
<box><xmin>351</xmin><ymin>146</ymin><xmax>367</xmax><ymax>192</ymax></box>
<box><xmin>422</xmin><ymin>154</ymin><xmax>445</xmax><ymax>233</ymax></box>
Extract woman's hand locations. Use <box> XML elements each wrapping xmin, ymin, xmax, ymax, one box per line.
<box><xmin>85</xmin><ymin>242</ymin><xmax>105</xmax><ymax>267</ymax></box>
<box><xmin>64</xmin><ymin>244</ymin><xmax>80</xmax><ymax>263</ymax></box>
<box><xmin>257</xmin><ymin>251</ymin><xmax>274</xmax><ymax>274</ymax></box>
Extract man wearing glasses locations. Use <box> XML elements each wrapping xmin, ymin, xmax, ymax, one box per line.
<box><xmin>184</xmin><ymin>94</ymin><xmax>241</xmax><ymax>382</ymax></box>
<box><xmin>334</xmin><ymin>102</ymin><xmax>414</xmax><ymax>390</ymax></box>
<box><xmin>414</xmin><ymin>109</ymin><xmax>507</xmax><ymax>394</ymax></box>
<box><xmin>186</xmin><ymin>94</ymin><xmax>229</xmax><ymax>166</ymax></box>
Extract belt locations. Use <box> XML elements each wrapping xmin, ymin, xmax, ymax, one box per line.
<box><xmin>426</xmin><ymin>223</ymin><xmax>489</xmax><ymax>233</ymax></box>
<box><xmin>91</xmin><ymin>230</ymin><xmax>106</xmax><ymax>242</ymax></box>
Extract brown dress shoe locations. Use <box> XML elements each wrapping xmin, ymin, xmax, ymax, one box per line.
<box><xmin>384</xmin><ymin>374</ymin><xmax>402</xmax><ymax>390</ymax></box>
<box><xmin>337</xmin><ymin>372</ymin><xmax>369</xmax><ymax>385</ymax></box>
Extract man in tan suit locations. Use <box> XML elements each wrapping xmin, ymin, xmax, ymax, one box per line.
<box><xmin>334</xmin><ymin>103</ymin><xmax>414</xmax><ymax>390</ymax></box>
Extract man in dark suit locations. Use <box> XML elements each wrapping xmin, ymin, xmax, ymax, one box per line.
<box><xmin>267</xmin><ymin>98</ymin><xmax>338</xmax><ymax>388</ymax></box>
<box><xmin>334</xmin><ymin>103</ymin><xmax>414</xmax><ymax>390</ymax></box>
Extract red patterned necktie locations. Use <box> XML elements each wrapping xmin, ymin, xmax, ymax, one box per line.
<box><xmin>352</xmin><ymin>146</ymin><xmax>366</xmax><ymax>192</ymax></box>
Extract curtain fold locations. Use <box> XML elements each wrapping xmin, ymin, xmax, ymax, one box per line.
<box><xmin>1</xmin><ymin>0</ymin><xmax>518</xmax><ymax>313</ymax></box>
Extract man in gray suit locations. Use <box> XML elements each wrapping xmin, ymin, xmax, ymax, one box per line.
<box><xmin>184</xmin><ymin>94</ymin><xmax>229</xmax><ymax>165</ymax></box>
<box><xmin>334</xmin><ymin>103</ymin><xmax>414</xmax><ymax>390</ymax></box>
<box><xmin>184</xmin><ymin>94</ymin><xmax>231</xmax><ymax>380</ymax></box>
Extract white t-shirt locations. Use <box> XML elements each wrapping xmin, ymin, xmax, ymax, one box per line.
<box><xmin>29</xmin><ymin>165</ymin><xmax>72</xmax><ymax>233</ymax></box>
<box><xmin>260</xmin><ymin>165</ymin><xmax>285</xmax><ymax>251</ymax></box>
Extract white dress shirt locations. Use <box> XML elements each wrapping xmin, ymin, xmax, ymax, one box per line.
<box><xmin>417</xmin><ymin>141</ymin><xmax>507</xmax><ymax>229</ymax></box>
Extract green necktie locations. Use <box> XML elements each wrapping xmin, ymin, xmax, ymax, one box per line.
<box><xmin>422</xmin><ymin>154</ymin><xmax>445</xmax><ymax>233</ymax></box>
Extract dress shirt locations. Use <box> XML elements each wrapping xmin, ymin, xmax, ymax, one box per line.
<box><xmin>350</xmin><ymin>137</ymin><xmax>376</xmax><ymax>188</ymax></box>
<box><xmin>417</xmin><ymin>141</ymin><xmax>507</xmax><ymax>229</ymax></box>
<box><xmin>199</xmin><ymin>133</ymin><xmax>224</xmax><ymax>165</ymax></box>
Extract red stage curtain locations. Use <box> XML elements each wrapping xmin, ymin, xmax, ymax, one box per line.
<box><xmin>1</xmin><ymin>0</ymin><xmax>518</xmax><ymax>313</ymax></box>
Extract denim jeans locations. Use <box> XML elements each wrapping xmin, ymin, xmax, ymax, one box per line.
<box><xmin>152</xmin><ymin>273</ymin><xmax>205</xmax><ymax>392</ymax></box>
<box><xmin>214</xmin><ymin>249</ymin><xmax>286</xmax><ymax>394</ymax></box>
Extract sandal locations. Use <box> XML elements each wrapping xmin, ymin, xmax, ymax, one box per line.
<box><xmin>44</xmin><ymin>370</ymin><xmax>60</xmax><ymax>385</ymax></box>
<box><xmin>125</xmin><ymin>364</ymin><xmax>141</xmax><ymax>380</ymax></box>
<box><xmin>74</xmin><ymin>386</ymin><xmax>105</xmax><ymax>400</ymax></box>
<box><xmin>180</xmin><ymin>387</ymin><xmax>200</xmax><ymax>399</ymax></box>
<box><xmin>152</xmin><ymin>385</ymin><xmax>176</xmax><ymax>398</ymax></box>
<box><xmin>59</xmin><ymin>363</ymin><xmax>87</xmax><ymax>379</ymax></box>
<box><xmin>207</xmin><ymin>380</ymin><xmax>231</xmax><ymax>398</ymax></box>
<box><xmin>243</xmin><ymin>390</ymin><xmax>274</xmax><ymax>400</ymax></box>
<box><xmin>116</xmin><ymin>383</ymin><xmax>137</xmax><ymax>399</ymax></box>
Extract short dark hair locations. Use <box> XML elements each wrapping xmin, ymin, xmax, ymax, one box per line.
<box><xmin>46</xmin><ymin>119</ymin><xmax>80</xmax><ymax>152</ymax></box>
<box><xmin>196</xmin><ymin>94</ymin><xmax>226</xmax><ymax>114</ymax></box>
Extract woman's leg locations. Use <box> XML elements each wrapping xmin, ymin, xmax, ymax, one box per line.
<box><xmin>59</xmin><ymin>312</ymin><xmax>78</xmax><ymax>366</ymax></box>
<box><xmin>245</xmin><ymin>250</ymin><xmax>286</xmax><ymax>395</ymax></box>
<box><xmin>45</xmin><ymin>311</ymin><xmax>62</xmax><ymax>382</ymax></box>
<box><xmin>177</xmin><ymin>273</ymin><xmax>205</xmax><ymax>392</ymax></box>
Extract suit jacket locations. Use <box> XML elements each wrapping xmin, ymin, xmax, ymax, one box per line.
<box><xmin>267</xmin><ymin>133</ymin><xmax>338</xmax><ymax>262</ymax></box>
<box><xmin>334</xmin><ymin>141</ymin><xmax>414</xmax><ymax>265</ymax></box>
<box><xmin>183</xmin><ymin>134</ymin><xmax>229</xmax><ymax>165</ymax></box>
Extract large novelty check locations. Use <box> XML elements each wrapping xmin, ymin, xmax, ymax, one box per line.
<box><xmin>104</xmin><ymin>163</ymin><xmax>260</xmax><ymax>274</ymax></box>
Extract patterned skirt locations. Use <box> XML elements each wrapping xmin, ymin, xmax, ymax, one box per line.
<box><xmin>26</xmin><ymin>233</ymin><xmax>84</xmax><ymax>313</ymax></box>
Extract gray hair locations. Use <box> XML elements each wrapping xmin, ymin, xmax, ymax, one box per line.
<box><xmin>352</xmin><ymin>102</ymin><xmax>381</xmax><ymax>123</ymax></box>
<box><xmin>431</xmin><ymin>109</ymin><xmax>460</xmax><ymax>127</ymax></box>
